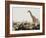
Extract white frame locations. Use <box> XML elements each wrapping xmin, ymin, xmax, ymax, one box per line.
<box><xmin>10</xmin><ymin>4</ymin><xmax>43</xmax><ymax>34</ymax></box>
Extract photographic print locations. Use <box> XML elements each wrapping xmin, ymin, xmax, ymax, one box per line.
<box><xmin>5</xmin><ymin>1</ymin><xmax>45</xmax><ymax>37</ymax></box>
<box><xmin>12</xmin><ymin>6</ymin><xmax>40</xmax><ymax>31</ymax></box>
<box><xmin>10</xmin><ymin>4</ymin><xmax>43</xmax><ymax>34</ymax></box>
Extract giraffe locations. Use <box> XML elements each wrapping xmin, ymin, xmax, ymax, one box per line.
<box><xmin>27</xmin><ymin>10</ymin><xmax>39</xmax><ymax>27</ymax></box>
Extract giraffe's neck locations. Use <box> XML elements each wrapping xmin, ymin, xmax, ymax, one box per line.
<box><xmin>29</xmin><ymin>12</ymin><xmax>34</xmax><ymax>19</ymax></box>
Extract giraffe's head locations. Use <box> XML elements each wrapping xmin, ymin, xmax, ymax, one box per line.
<box><xmin>27</xmin><ymin>10</ymin><xmax>31</xmax><ymax>13</ymax></box>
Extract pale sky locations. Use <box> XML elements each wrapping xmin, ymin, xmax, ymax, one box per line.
<box><xmin>12</xmin><ymin>7</ymin><xmax>40</xmax><ymax>22</ymax></box>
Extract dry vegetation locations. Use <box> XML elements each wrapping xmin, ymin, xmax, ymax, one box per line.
<box><xmin>13</xmin><ymin>21</ymin><xmax>40</xmax><ymax>31</ymax></box>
